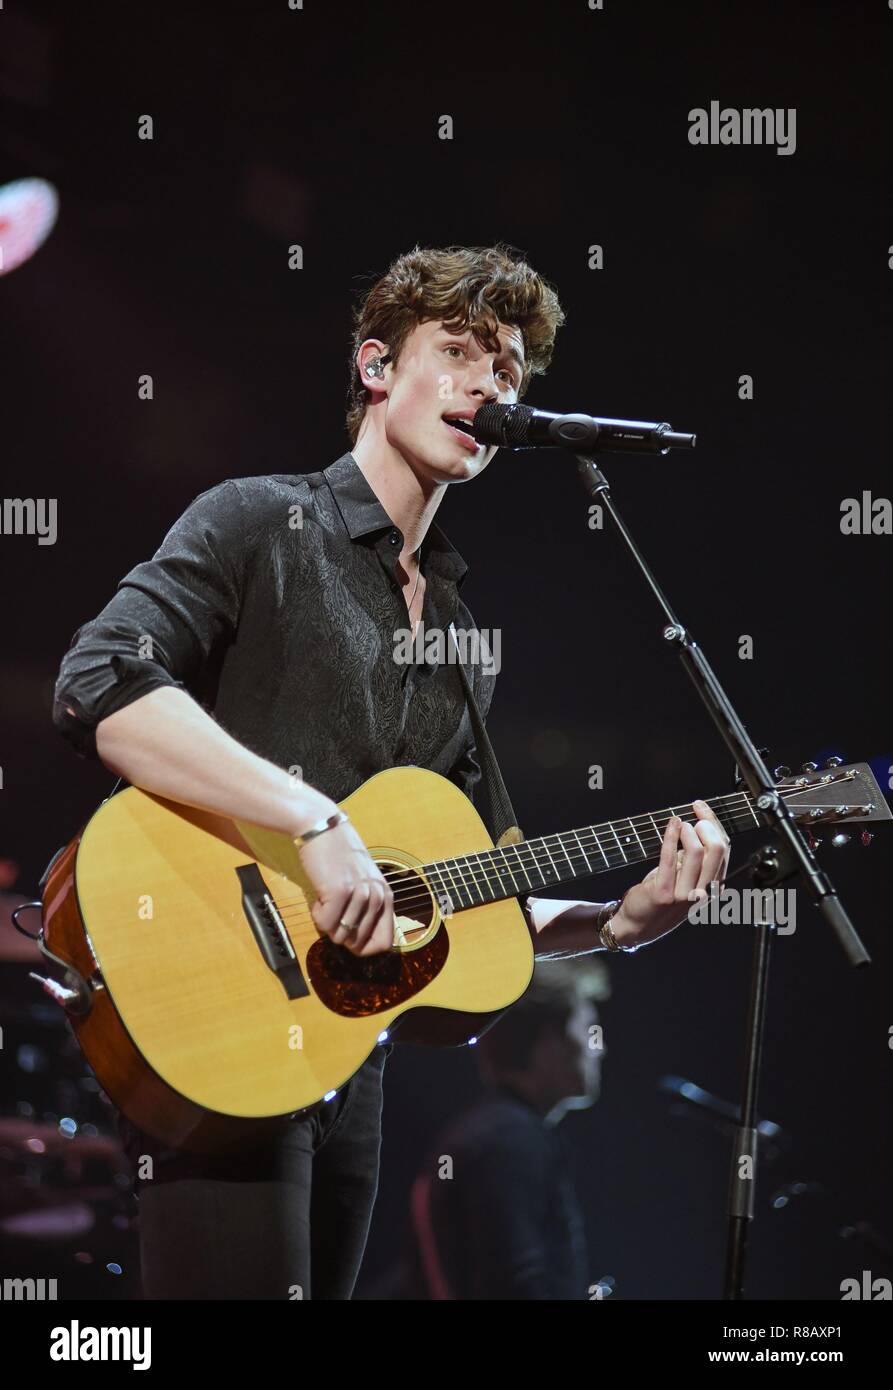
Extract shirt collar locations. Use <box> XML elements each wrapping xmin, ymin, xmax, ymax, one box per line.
<box><xmin>322</xmin><ymin>451</ymin><xmax>469</xmax><ymax>586</ymax></box>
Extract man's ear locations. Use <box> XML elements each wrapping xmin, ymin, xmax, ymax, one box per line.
<box><xmin>357</xmin><ymin>341</ymin><xmax>391</xmax><ymax>395</ymax></box>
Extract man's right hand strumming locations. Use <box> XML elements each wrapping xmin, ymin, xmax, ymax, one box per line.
<box><xmin>294</xmin><ymin>803</ymin><xmax>397</xmax><ymax>958</ymax></box>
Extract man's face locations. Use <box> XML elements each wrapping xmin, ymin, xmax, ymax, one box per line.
<box><xmin>540</xmin><ymin>1000</ymin><xmax>605</xmax><ymax>1105</ymax></box>
<box><xmin>374</xmin><ymin>318</ymin><xmax>526</xmax><ymax>484</ymax></box>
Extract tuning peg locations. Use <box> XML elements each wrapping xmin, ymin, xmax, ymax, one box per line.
<box><xmin>773</xmin><ymin>765</ymin><xmax>792</xmax><ymax>779</ymax></box>
<box><xmin>801</xmin><ymin>761</ymin><xmax>818</xmax><ymax>773</ymax></box>
<box><xmin>825</xmin><ymin>756</ymin><xmax>843</xmax><ymax>768</ymax></box>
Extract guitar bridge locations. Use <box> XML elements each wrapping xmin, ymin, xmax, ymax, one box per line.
<box><xmin>235</xmin><ymin>863</ymin><xmax>309</xmax><ymax>1000</ymax></box>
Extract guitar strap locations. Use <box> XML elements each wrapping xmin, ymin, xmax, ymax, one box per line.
<box><xmin>448</xmin><ymin>622</ymin><xmax>524</xmax><ymax>849</ymax></box>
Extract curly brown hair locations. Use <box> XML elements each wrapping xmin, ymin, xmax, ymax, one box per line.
<box><xmin>345</xmin><ymin>242</ymin><xmax>566</xmax><ymax>445</ymax></box>
<box><xmin>475</xmin><ymin>957</ymin><xmax>611</xmax><ymax>1075</ymax></box>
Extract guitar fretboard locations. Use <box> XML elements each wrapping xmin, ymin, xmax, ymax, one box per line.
<box><xmin>423</xmin><ymin>791</ymin><xmax>762</xmax><ymax>912</ymax></box>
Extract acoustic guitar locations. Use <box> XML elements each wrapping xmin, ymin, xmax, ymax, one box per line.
<box><xmin>37</xmin><ymin>760</ymin><xmax>888</xmax><ymax>1153</ymax></box>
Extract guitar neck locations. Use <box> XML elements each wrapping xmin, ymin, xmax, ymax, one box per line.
<box><xmin>424</xmin><ymin>790</ymin><xmax>763</xmax><ymax>912</ymax></box>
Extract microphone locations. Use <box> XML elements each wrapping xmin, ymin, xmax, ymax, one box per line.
<box><xmin>472</xmin><ymin>403</ymin><xmax>696</xmax><ymax>454</ymax></box>
<box><xmin>658</xmin><ymin>1074</ymin><xmax>783</xmax><ymax>1140</ymax></box>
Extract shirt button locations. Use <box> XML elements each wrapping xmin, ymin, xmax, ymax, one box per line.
<box><xmin>389</xmin><ymin>529</ymin><xmax>400</xmax><ymax>546</ymax></box>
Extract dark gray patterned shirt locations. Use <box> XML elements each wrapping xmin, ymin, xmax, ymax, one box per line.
<box><xmin>53</xmin><ymin>451</ymin><xmax>497</xmax><ymax>816</ymax></box>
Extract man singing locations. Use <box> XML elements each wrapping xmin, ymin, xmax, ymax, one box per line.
<box><xmin>53</xmin><ymin>243</ymin><xmax>730</xmax><ymax>1299</ymax></box>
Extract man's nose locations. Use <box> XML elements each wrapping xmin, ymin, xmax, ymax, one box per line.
<box><xmin>466</xmin><ymin>360</ymin><xmax>500</xmax><ymax>400</ymax></box>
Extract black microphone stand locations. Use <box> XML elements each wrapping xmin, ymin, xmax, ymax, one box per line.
<box><xmin>572</xmin><ymin>450</ymin><xmax>870</xmax><ymax>1301</ymax></box>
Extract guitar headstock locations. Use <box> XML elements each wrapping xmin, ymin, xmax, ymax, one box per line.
<box><xmin>776</xmin><ymin>761</ymin><xmax>892</xmax><ymax>828</ymax></box>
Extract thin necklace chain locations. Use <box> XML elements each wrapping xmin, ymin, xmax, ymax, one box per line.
<box><xmin>405</xmin><ymin>548</ymin><xmax>422</xmax><ymax>636</ymax></box>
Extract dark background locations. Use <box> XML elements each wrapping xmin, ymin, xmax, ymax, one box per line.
<box><xmin>1</xmin><ymin>0</ymin><xmax>891</xmax><ymax>1300</ymax></box>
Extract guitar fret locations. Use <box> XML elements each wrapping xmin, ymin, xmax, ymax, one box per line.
<box><xmin>495</xmin><ymin>845</ymin><xmax>521</xmax><ymax>896</ymax></box>
<box><xmin>448</xmin><ymin>864</ymin><xmax>470</xmax><ymax>907</ymax></box>
<box><xmin>464</xmin><ymin>855</ymin><xmax>486</xmax><ymax>905</ymax></box>
<box><xmin>429</xmin><ymin>864</ymin><xmax>461</xmax><ymax>911</ymax></box>
<box><xmin>553</xmin><ymin>835</ymin><xmax>578</xmax><ymax>878</ymax></box>
<box><xmin>623</xmin><ymin>817</ymin><xmax>647</xmax><ymax>859</ymax></box>
<box><xmin>475</xmin><ymin>854</ymin><xmax>494</xmax><ymax>901</ymax></box>
<box><xmin>570</xmin><ymin>828</ymin><xmax>594</xmax><ymax>874</ymax></box>
<box><xmin>507</xmin><ymin>842</ymin><xmax>533</xmax><ymax>890</ymax></box>
<box><xmin>590</xmin><ymin>829</ymin><xmax>610</xmax><ymax>869</ymax></box>
<box><xmin>540</xmin><ymin>838</ymin><xmax>561</xmax><ymax>885</ymax></box>
<box><xmin>609</xmin><ymin>823</ymin><xmax>629</xmax><ymax>864</ymax></box>
<box><xmin>419</xmin><ymin>774</ymin><xmax>845</xmax><ymax>915</ymax></box>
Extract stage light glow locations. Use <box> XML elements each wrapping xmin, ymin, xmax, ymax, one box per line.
<box><xmin>0</xmin><ymin>177</ymin><xmax>59</xmax><ymax>276</ymax></box>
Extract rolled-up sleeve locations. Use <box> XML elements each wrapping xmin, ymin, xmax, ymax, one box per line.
<box><xmin>53</xmin><ymin>480</ymin><xmax>247</xmax><ymax>760</ymax></box>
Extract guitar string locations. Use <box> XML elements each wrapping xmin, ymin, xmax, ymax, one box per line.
<box><xmin>279</xmin><ymin>776</ymin><xmax>849</xmax><ymax>902</ymax></box>
<box><xmin>276</xmin><ymin>794</ymin><xmax>854</xmax><ymax>920</ymax></box>
<box><xmin>276</xmin><ymin>781</ymin><xmax>818</xmax><ymax>908</ymax></box>
<box><xmin>275</xmin><ymin>792</ymin><xmax>845</xmax><ymax>921</ymax></box>
<box><xmin>294</xmin><ymin>798</ymin><xmax>756</xmax><ymax>894</ymax></box>
<box><xmin>284</xmin><ymin>783</ymin><xmax>830</xmax><ymax>893</ymax></box>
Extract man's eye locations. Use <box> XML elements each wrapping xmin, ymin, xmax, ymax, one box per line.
<box><xmin>444</xmin><ymin>345</ymin><xmax>465</xmax><ymax>359</ymax></box>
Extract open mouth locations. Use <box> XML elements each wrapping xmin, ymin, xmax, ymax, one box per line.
<box><xmin>442</xmin><ymin>415</ymin><xmax>479</xmax><ymax>448</ymax></box>
<box><xmin>444</xmin><ymin>415</ymin><xmax>474</xmax><ymax>435</ymax></box>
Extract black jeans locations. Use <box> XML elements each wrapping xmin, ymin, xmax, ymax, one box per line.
<box><xmin>115</xmin><ymin>1045</ymin><xmax>391</xmax><ymax>1300</ymax></box>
